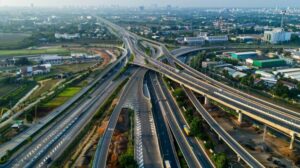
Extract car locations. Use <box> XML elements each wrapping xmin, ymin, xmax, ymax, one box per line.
<box><xmin>45</xmin><ymin>157</ymin><xmax>52</xmax><ymax>164</ymax></box>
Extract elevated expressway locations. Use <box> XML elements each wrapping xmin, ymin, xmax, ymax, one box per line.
<box><xmin>99</xmin><ymin>17</ymin><xmax>300</xmax><ymax>167</ymax></box>
<box><xmin>163</xmin><ymin>46</ymin><xmax>300</xmax><ymax>148</ymax></box>
<box><xmin>139</xmin><ymin>39</ymin><xmax>300</xmax><ymax>150</ymax></box>
<box><xmin>138</xmin><ymin>56</ymin><xmax>300</xmax><ymax>148</ymax></box>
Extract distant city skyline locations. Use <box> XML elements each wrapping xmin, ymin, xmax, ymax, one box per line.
<box><xmin>0</xmin><ymin>0</ymin><xmax>299</xmax><ymax>8</ymax></box>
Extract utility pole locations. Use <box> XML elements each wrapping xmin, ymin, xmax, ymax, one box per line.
<box><xmin>34</xmin><ymin>104</ymin><xmax>37</xmax><ymax>124</ymax></box>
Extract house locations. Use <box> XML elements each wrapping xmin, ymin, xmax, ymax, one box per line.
<box><xmin>19</xmin><ymin>64</ymin><xmax>51</xmax><ymax>77</ymax></box>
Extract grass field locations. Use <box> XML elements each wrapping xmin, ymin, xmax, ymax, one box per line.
<box><xmin>0</xmin><ymin>33</ymin><xmax>31</xmax><ymax>49</ymax></box>
<box><xmin>0</xmin><ymin>80</ymin><xmax>37</xmax><ymax>108</ymax></box>
<box><xmin>53</xmin><ymin>63</ymin><xmax>96</xmax><ymax>73</ymax></box>
<box><xmin>28</xmin><ymin>79</ymin><xmax>62</xmax><ymax>101</ymax></box>
<box><xmin>0</xmin><ymin>47</ymin><xmax>70</xmax><ymax>57</ymax></box>
<box><xmin>0</xmin><ymin>83</ymin><xmax>19</xmax><ymax>98</ymax></box>
<box><xmin>44</xmin><ymin>87</ymin><xmax>81</xmax><ymax>108</ymax></box>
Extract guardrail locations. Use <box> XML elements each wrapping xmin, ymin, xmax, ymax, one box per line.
<box><xmin>0</xmin><ymin>47</ymin><xmax>128</xmax><ymax>164</ymax></box>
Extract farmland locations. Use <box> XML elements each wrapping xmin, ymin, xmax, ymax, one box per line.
<box><xmin>0</xmin><ymin>33</ymin><xmax>31</xmax><ymax>49</ymax></box>
<box><xmin>53</xmin><ymin>63</ymin><xmax>97</xmax><ymax>73</ymax></box>
<box><xmin>0</xmin><ymin>47</ymin><xmax>70</xmax><ymax>57</ymax></box>
<box><xmin>43</xmin><ymin>87</ymin><xmax>82</xmax><ymax>108</ymax></box>
<box><xmin>0</xmin><ymin>78</ymin><xmax>37</xmax><ymax>109</ymax></box>
<box><xmin>28</xmin><ymin>79</ymin><xmax>62</xmax><ymax>101</ymax></box>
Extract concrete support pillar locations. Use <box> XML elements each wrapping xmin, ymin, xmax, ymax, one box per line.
<box><xmin>204</xmin><ymin>95</ymin><xmax>210</xmax><ymax>106</ymax></box>
<box><xmin>237</xmin><ymin>110</ymin><xmax>242</xmax><ymax>123</ymax></box>
<box><xmin>263</xmin><ymin>125</ymin><xmax>267</xmax><ymax>141</ymax></box>
<box><xmin>237</xmin><ymin>155</ymin><xmax>241</xmax><ymax>162</ymax></box>
<box><xmin>290</xmin><ymin>132</ymin><xmax>295</xmax><ymax>150</ymax></box>
<box><xmin>263</xmin><ymin>125</ymin><xmax>267</xmax><ymax>142</ymax></box>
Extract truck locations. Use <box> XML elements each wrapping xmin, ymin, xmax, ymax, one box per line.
<box><xmin>183</xmin><ymin>125</ymin><xmax>191</xmax><ymax>136</ymax></box>
<box><xmin>164</xmin><ymin>160</ymin><xmax>171</xmax><ymax>168</ymax></box>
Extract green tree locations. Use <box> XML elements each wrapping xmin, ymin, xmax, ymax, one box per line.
<box><xmin>288</xmin><ymin>88</ymin><xmax>300</xmax><ymax>99</ymax></box>
<box><xmin>213</xmin><ymin>153</ymin><xmax>229</xmax><ymax>168</ymax></box>
<box><xmin>240</xmin><ymin>75</ymin><xmax>255</xmax><ymax>87</ymax></box>
<box><xmin>272</xmin><ymin>82</ymin><xmax>289</xmax><ymax>98</ymax></box>
<box><xmin>190</xmin><ymin>117</ymin><xmax>203</xmax><ymax>137</ymax></box>
<box><xmin>184</xmin><ymin>108</ymin><xmax>194</xmax><ymax>124</ymax></box>
<box><xmin>15</xmin><ymin>57</ymin><xmax>31</xmax><ymax>66</ymax></box>
<box><xmin>119</xmin><ymin>153</ymin><xmax>137</xmax><ymax>168</ymax></box>
<box><xmin>173</xmin><ymin>88</ymin><xmax>185</xmax><ymax>101</ymax></box>
<box><xmin>204</xmin><ymin>139</ymin><xmax>215</xmax><ymax>149</ymax></box>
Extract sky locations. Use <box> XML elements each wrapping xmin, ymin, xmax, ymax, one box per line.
<box><xmin>0</xmin><ymin>0</ymin><xmax>298</xmax><ymax>8</ymax></box>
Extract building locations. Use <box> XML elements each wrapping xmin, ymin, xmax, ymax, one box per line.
<box><xmin>264</xmin><ymin>28</ymin><xmax>291</xmax><ymax>44</ymax></box>
<box><xmin>255</xmin><ymin>70</ymin><xmax>275</xmax><ymax>78</ymax></box>
<box><xmin>234</xmin><ymin>66</ymin><xmax>250</xmax><ymax>72</ymax></box>
<box><xmin>202</xmin><ymin>61</ymin><xmax>221</xmax><ymax>68</ymax></box>
<box><xmin>19</xmin><ymin>64</ymin><xmax>51</xmax><ymax>77</ymax></box>
<box><xmin>227</xmin><ymin>52</ymin><xmax>258</xmax><ymax>60</ymax></box>
<box><xmin>182</xmin><ymin>32</ymin><xmax>228</xmax><ymax>46</ymax></box>
<box><xmin>273</xmin><ymin>68</ymin><xmax>300</xmax><ymax>75</ymax></box>
<box><xmin>272</xmin><ymin>68</ymin><xmax>300</xmax><ymax>81</ymax></box>
<box><xmin>281</xmin><ymin>81</ymin><xmax>298</xmax><ymax>90</ymax></box>
<box><xmin>252</xmin><ymin>59</ymin><xmax>286</xmax><ymax>68</ymax></box>
<box><xmin>40</xmin><ymin>54</ymin><xmax>101</xmax><ymax>65</ymax></box>
<box><xmin>223</xmin><ymin>67</ymin><xmax>247</xmax><ymax>78</ymax></box>
<box><xmin>287</xmin><ymin>48</ymin><xmax>300</xmax><ymax>62</ymax></box>
<box><xmin>205</xmin><ymin>35</ymin><xmax>228</xmax><ymax>43</ymax></box>
<box><xmin>40</xmin><ymin>55</ymin><xmax>64</xmax><ymax>64</ymax></box>
<box><xmin>183</xmin><ymin>37</ymin><xmax>205</xmax><ymax>45</ymax></box>
<box><xmin>236</xmin><ymin>36</ymin><xmax>258</xmax><ymax>43</ymax></box>
<box><xmin>261</xmin><ymin>77</ymin><xmax>277</xmax><ymax>87</ymax></box>
<box><xmin>55</xmin><ymin>33</ymin><xmax>80</xmax><ymax>40</ymax></box>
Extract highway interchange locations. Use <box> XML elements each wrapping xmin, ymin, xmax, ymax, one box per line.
<box><xmin>1</xmin><ymin>16</ymin><xmax>300</xmax><ymax>168</ymax></box>
<box><xmin>97</xmin><ymin>17</ymin><xmax>300</xmax><ymax>167</ymax></box>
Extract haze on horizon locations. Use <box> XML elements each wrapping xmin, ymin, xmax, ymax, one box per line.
<box><xmin>0</xmin><ymin>0</ymin><xmax>299</xmax><ymax>8</ymax></box>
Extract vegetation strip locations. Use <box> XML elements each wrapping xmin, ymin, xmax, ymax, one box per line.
<box><xmin>164</xmin><ymin>77</ymin><xmax>229</xmax><ymax>168</ymax></box>
<box><xmin>51</xmin><ymin>78</ymin><xmax>129</xmax><ymax>167</ymax></box>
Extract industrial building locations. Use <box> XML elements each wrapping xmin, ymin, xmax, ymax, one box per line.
<box><xmin>206</xmin><ymin>35</ymin><xmax>228</xmax><ymax>43</ymax></box>
<box><xmin>183</xmin><ymin>37</ymin><xmax>205</xmax><ymax>45</ymax></box>
<box><xmin>252</xmin><ymin>59</ymin><xmax>286</xmax><ymax>68</ymax></box>
<box><xmin>273</xmin><ymin>68</ymin><xmax>300</xmax><ymax>75</ymax></box>
<box><xmin>54</xmin><ymin>33</ymin><xmax>80</xmax><ymax>40</ymax></box>
<box><xmin>273</xmin><ymin>68</ymin><xmax>300</xmax><ymax>81</ymax></box>
<box><xmin>264</xmin><ymin>28</ymin><xmax>291</xmax><ymax>44</ymax></box>
<box><xmin>236</xmin><ymin>36</ymin><xmax>258</xmax><ymax>43</ymax></box>
<box><xmin>223</xmin><ymin>67</ymin><xmax>247</xmax><ymax>78</ymax></box>
<box><xmin>182</xmin><ymin>33</ymin><xmax>228</xmax><ymax>45</ymax></box>
<box><xmin>227</xmin><ymin>52</ymin><xmax>258</xmax><ymax>60</ymax></box>
<box><xmin>255</xmin><ymin>70</ymin><xmax>275</xmax><ymax>78</ymax></box>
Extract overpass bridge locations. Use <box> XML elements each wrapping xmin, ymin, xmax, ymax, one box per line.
<box><xmin>132</xmin><ymin>58</ymin><xmax>300</xmax><ymax>150</ymax></box>
<box><xmin>99</xmin><ymin>17</ymin><xmax>299</xmax><ymax>167</ymax></box>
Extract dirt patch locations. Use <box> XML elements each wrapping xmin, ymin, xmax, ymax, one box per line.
<box><xmin>107</xmin><ymin>108</ymin><xmax>131</xmax><ymax>168</ymax></box>
<box><xmin>70</xmin><ymin>117</ymin><xmax>110</xmax><ymax>168</ymax></box>
<box><xmin>90</xmin><ymin>49</ymin><xmax>112</xmax><ymax>68</ymax></box>
<box><xmin>207</xmin><ymin>105</ymin><xmax>300</xmax><ymax>168</ymax></box>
